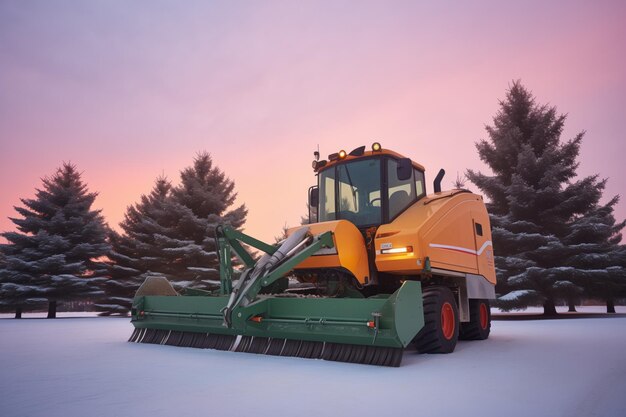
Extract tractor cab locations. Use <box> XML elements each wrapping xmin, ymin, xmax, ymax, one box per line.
<box><xmin>309</xmin><ymin>143</ymin><xmax>427</xmax><ymax>230</ymax></box>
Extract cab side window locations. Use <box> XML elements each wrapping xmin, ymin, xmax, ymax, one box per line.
<box><xmin>387</xmin><ymin>159</ymin><xmax>416</xmax><ymax>219</ymax></box>
<box><xmin>319</xmin><ymin>169</ymin><xmax>336</xmax><ymax>221</ymax></box>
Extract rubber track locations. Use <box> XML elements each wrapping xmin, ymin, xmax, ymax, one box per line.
<box><xmin>130</xmin><ymin>329</ymin><xmax>403</xmax><ymax>367</ymax></box>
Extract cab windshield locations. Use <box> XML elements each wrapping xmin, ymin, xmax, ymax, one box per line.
<box><xmin>318</xmin><ymin>158</ymin><xmax>381</xmax><ymax>227</ymax></box>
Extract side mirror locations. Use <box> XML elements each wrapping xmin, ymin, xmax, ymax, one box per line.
<box><xmin>397</xmin><ymin>158</ymin><xmax>412</xmax><ymax>181</ymax></box>
<box><xmin>309</xmin><ymin>186</ymin><xmax>319</xmax><ymax>207</ymax></box>
<box><xmin>308</xmin><ymin>186</ymin><xmax>319</xmax><ymax>224</ymax></box>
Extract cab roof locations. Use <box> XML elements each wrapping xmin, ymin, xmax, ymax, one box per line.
<box><xmin>314</xmin><ymin>146</ymin><xmax>426</xmax><ymax>173</ymax></box>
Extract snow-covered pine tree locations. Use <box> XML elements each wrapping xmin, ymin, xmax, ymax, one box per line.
<box><xmin>0</xmin><ymin>163</ymin><xmax>109</xmax><ymax>318</ymax></box>
<box><xmin>97</xmin><ymin>153</ymin><xmax>247</xmax><ymax>314</ymax></box>
<box><xmin>562</xmin><ymin>196</ymin><xmax>626</xmax><ymax>312</ymax></box>
<box><xmin>466</xmin><ymin>81</ymin><xmax>624</xmax><ymax>315</ymax></box>
<box><xmin>167</xmin><ymin>152</ymin><xmax>247</xmax><ymax>288</ymax></box>
<box><xmin>96</xmin><ymin>176</ymin><xmax>178</xmax><ymax>315</ymax></box>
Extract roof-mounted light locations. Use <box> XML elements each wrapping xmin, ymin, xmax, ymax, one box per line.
<box><xmin>312</xmin><ymin>160</ymin><xmax>327</xmax><ymax>171</ymax></box>
<box><xmin>372</xmin><ymin>142</ymin><xmax>382</xmax><ymax>152</ymax></box>
<box><xmin>338</xmin><ymin>150</ymin><xmax>347</xmax><ymax>159</ymax></box>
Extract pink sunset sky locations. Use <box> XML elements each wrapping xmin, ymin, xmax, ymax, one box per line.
<box><xmin>1</xmin><ymin>1</ymin><xmax>625</xmax><ymax>244</ymax></box>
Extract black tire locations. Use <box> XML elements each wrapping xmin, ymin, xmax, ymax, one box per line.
<box><xmin>414</xmin><ymin>286</ymin><xmax>459</xmax><ymax>354</ymax></box>
<box><xmin>459</xmin><ymin>299</ymin><xmax>491</xmax><ymax>340</ymax></box>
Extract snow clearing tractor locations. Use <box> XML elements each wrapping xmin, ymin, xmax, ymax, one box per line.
<box><xmin>129</xmin><ymin>143</ymin><xmax>496</xmax><ymax>367</ymax></box>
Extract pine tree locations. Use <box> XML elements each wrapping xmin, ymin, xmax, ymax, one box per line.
<box><xmin>0</xmin><ymin>163</ymin><xmax>109</xmax><ymax>318</ymax></box>
<box><xmin>95</xmin><ymin>176</ymin><xmax>177</xmax><ymax>315</ymax></box>
<box><xmin>274</xmin><ymin>223</ymin><xmax>291</xmax><ymax>244</ymax></box>
<box><xmin>453</xmin><ymin>172</ymin><xmax>467</xmax><ymax>189</ymax></box>
<box><xmin>467</xmin><ymin>81</ymin><xmax>625</xmax><ymax>315</ymax></box>
<box><xmin>97</xmin><ymin>153</ymin><xmax>247</xmax><ymax>314</ymax></box>
<box><xmin>559</xmin><ymin>196</ymin><xmax>626</xmax><ymax>312</ymax></box>
<box><xmin>301</xmin><ymin>202</ymin><xmax>315</xmax><ymax>225</ymax></box>
<box><xmin>167</xmin><ymin>152</ymin><xmax>247</xmax><ymax>288</ymax></box>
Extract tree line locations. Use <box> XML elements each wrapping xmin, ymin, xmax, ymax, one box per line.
<box><xmin>0</xmin><ymin>152</ymin><xmax>246</xmax><ymax>317</ymax></box>
<box><xmin>1</xmin><ymin>82</ymin><xmax>625</xmax><ymax>317</ymax></box>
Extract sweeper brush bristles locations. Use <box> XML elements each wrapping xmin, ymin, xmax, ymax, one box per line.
<box><xmin>129</xmin><ymin>328</ymin><xmax>403</xmax><ymax>367</ymax></box>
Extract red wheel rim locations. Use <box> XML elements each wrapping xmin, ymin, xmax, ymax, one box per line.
<box><xmin>479</xmin><ymin>302</ymin><xmax>488</xmax><ymax>330</ymax></box>
<box><xmin>441</xmin><ymin>302</ymin><xmax>455</xmax><ymax>340</ymax></box>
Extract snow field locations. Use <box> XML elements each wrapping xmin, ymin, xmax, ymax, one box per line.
<box><xmin>494</xmin><ymin>305</ymin><xmax>626</xmax><ymax>315</ymax></box>
<box><xmin>1</xmin><ymin>315</ymin><xmax>625</xmax><ymax>417</ymax></box>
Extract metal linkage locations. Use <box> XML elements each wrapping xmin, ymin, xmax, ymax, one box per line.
<box><xmin>129</xmin><ymin>329</ymin><xmax>403</xmax><ymax>367</ymax></box>
<box><xmin>215</xmin><ymin>224</ymin><xmax>279</xmax><ymax>295</ymax></box>
<box><xmin>219</xmin><ymin>226</ymin><xmax>335</xmax><ymax>328</ymax></box>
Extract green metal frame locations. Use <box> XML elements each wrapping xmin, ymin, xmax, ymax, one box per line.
<box><xmin>131</xmin><ymin>224</ymin><xmax>425</xmax><ymax>349</ymax></box>
<box><xmin>216</xmin><ymin>225</ymin><xmax>281</xmax><ymax>294</ymax></box>
<box><xmin>132</xmin><ymin>280</ymin><xmax>423</xmax><ymax>347</ymax></box>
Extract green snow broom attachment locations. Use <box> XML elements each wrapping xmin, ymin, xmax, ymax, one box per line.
<box><xmin>129</xmin><ymin>225</ymin><xmax>424</xmax><ymax>367</ymax></box>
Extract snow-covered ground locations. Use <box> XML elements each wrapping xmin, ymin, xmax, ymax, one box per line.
<box><xmin>493</xmin><ymin>305</ymin><xmax>626</xmax><ymax>315</ymax></box>
<box><xmin>1</xmin><ymin>312</ymin><xmax>625</xmax><ymax>417</ymax></box>
<box><xmin>0</xmin><ymin>311</ymin><xmax>102</xmax><ymax>319</ymax></box>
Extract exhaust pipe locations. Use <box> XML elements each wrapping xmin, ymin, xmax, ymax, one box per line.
<box><xmin>433</xmin><ymin>169</ymin><xmax>445</xmax><ymax>193</ymax></box>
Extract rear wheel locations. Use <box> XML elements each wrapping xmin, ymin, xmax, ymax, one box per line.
<box><xmin>414</xmin><ymin>286</ymin><xmax>459</xmax><ymax>353</ymax></box>
<box><xmin>459</xmin><ymin>299</ymin><xmax>491</xmax><ymax>340</ymax></box>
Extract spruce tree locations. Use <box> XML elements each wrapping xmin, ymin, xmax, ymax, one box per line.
<box><xmin>558</xmin><ymin>195</ymin><xmax>626</xmax><ymax>312</ymax></box>
<box><xmin>467</xmin><ymin>81</ymin><xmax>625</xmax><ymax>315</ymax></box>
<box><xmin>97</xmin><ymin>153</ymin><xmax>247</xmax><ymax>314</ymax></box>
<box><xmin>96</xmin><ymin>176</ymin><xmax>177</xmax><ymax>314</ymax></box>
<box><xmin>167</xmin><ymin>152</ymin><xmax>247</xmax><ymax>287</ymax></box>
<box><xmin>0</xmin><ymin>163</ymin><xmax>109</xmax><ymax>318</ymax></box>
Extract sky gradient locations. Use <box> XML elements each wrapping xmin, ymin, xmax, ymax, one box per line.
<box><xmin>1</xmin><ymin>0</ymin><xmax>625</xmax><ymax>244</ymax></box>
